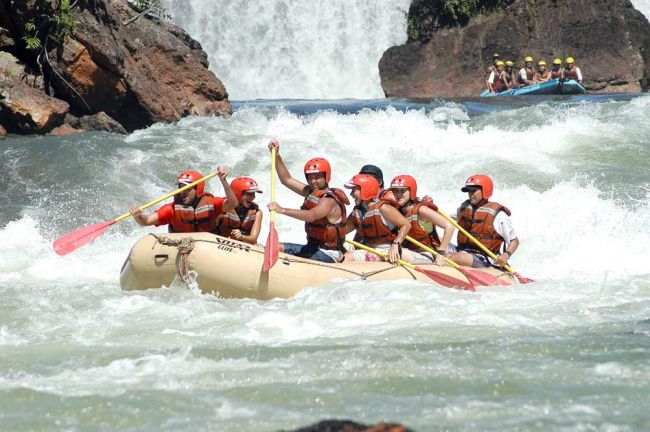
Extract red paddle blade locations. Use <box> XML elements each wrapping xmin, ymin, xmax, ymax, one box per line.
<box><xmin>514</xmin><ymin>272</ymin><xmax>535</xmax><ymax>284</ymax></box>
<box><xmin>459</xmin><ymin>267</ymin><xmax>510</xmax><ymax>287</ymax></box>
<box><xmin>262</xmin><ymin>222</ymin><xmax>279</xmax><ymax>272</ymax></box>
<box><xmin>415</xmin><ymin>266</ymin><xmax>475</xmax><ymax>291</ymax></box>
<box><xmin>53</xmin><ymin>220</ymin><xmax>115</xmax><ymax>256</ymax></box>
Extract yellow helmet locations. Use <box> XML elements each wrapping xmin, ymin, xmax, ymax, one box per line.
<box><xmin>553</xmin><ymin>58</ymin><xmax>562</xmax><ymax>65</ymax></box>
<box><xmin>493</xmin><ymin>53</ymin><xmax>500</xmax><ymax>58</ymax></box>
<box><xmin>495</xmin><ymin>60</ymin><xmax>505</xmax><ymax>66</ymax></box>
<box><xmin>538</xmin><ymin>60</ymin><xmax>546</xmax><ymax>66</ymax></box>
<box><xmin>566</xmin><ymin>56</ymin><xmax>575</xmax><ymax>64</ymax></box>
<box><xmin>525</xmin><ymin>56</ymin><xmax>533</xmax><ymax>62</ymax></box>
<box><xmin>505</xmin><ymin>60</ymin><xmax>514</xmax><ymax>66</ymax></box>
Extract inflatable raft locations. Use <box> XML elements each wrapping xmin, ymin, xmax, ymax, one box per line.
<box><xmin>480</xmin><ymin>78</ymin><xmax>586</xmax><ymax>97</ymax></box>
<box><xmin>120</xmin><ymin>233</ymin><xmax>517</xmax><ymax>299</ymax></box>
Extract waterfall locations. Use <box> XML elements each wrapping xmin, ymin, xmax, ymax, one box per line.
<box><xmin>163</xmin><ymin>0</ymin><xmax>411</xmax><ymax>100</ymax></box>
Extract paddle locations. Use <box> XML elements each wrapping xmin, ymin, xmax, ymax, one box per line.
<box><xmin>404</xmin><ymin>235</ymin><xmax>508</xmax><ymax>287</ymax></box>
<box><xmin>437</xmin><ymin>209</ymin><xmax>534</xmax><ymax>284</ymax></box>
<box><xmin>262</xmin><ymin>147</ymin><xmax>279</xmax><ymax>271</ymax></box>
<box><xmin>53</xmin><ymin>171</ymin><xmax>218</xmax><ymax>256</ymax></box>
<box><xmin>346</xmin><ymin>239</ymin><xmax>474</xmax><ymax>291</ymax></box>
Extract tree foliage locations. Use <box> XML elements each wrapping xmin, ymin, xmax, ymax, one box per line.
<box><xmin>407</xmin><ymin>0</ymin><xmax>516</xmax><ymax>42</ymax></box>
<box><xmin>17</xmin><ymin>0</ymin><xmax>77</xmax><ymax>50</ymax></box>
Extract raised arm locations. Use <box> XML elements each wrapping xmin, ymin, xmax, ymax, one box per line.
<box><xmin>217</xmin><ymin>165</ymin><xmax>238</xmax><ymax>211</ymax></box>
<box><xmin>268</xmin><ymin>140</ymin><xmax>309</xmax><ymax>196</ymax></box>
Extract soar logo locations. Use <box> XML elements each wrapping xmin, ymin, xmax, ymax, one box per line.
<box><xmin>214</xmin><ymin>237</ymin><xmax>252</xmax><ymax>253</ymax></box>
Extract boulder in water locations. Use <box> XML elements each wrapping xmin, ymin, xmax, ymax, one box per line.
<box><xmin>379</xmin><ymin>0</ymin><xmax>650</xmax><ymax>97</ymax></box>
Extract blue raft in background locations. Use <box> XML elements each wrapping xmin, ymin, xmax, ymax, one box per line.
<box><xmin>480</xmin><ymin>78</ymin><xmax>586</xmax><ymax>97</ymax></box>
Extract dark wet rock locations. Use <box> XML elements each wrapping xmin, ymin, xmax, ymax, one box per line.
<box><xmin>0</xmin><ymin>27</ymin><xmax>14</xmax><ymax>50</ymax></box>
<box><xmin>281</xmin><ymin>419</ymin><xmax>415</xmax><ymax>432</ymax></box>
<box><xmin>48</xmin><ymin>123</ymin><xmax>83</xmax><ymax>136</ymax></box>
<box><xmin>78</xmin><ymin>111</ymin><xmax>127</xmax><ymax>134</ymax></box>
<box><xmin>379</xmin><ymin>0</ymin><xmax>650</xmax><ymax>97</ymax></box>
<box><xmin>0</xmin><ymin>0</ymin><xmax>231</xmax><ymax>134</ymax></box>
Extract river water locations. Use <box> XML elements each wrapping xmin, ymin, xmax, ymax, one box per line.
<box><xmin>2</xmin><ymin>0</ymin><xmax>650</xmax><ymax>430</ymax></box>
<box><xmin>2</xmin><ymin>94</ymin><xmax>649</xmax><ymax>431</ymax></box>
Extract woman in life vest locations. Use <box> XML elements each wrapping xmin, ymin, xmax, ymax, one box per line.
<box><xmin>488</xmin><ymin>61</ymin><xmax>507</xmax><ymax>93</ymax></box>
<box><xmin>129</xmin><ymin>166</ymin><xmax>237</xmax><ymax>233</ymax></box>
<box><xmin>389</xmin><ymin>175</ymin><xmax>455</xmax><ymax>266</ymax></box>
<box><xmin>266</xmin><ymin>140</ymin><xmax>350</xmax><ymax>263</ymax></box>
<box><xmin>534</xmin><ymin>60</ymin><xmax>551</xmax><ymax>82</ymax></box>
<box><xmin>550</xmin><ymin>58</ymin><xmax>564</xmax><ymax>79</ymax></box>
<box><xmin>518</xmin><ymin>56</ymin><xmax>535</xmax><ymax>86</ymax></box>
<box><xmin>217</xmin><ymin>176</ymin><xmax>263</xmax><ymax>244</ymax></box>
<box><xmin>504</xmin><ymin>61</ymin><xmax>518</xmax><ymax>89</ymax></box>
<box><xmin>563</xmin><ymin>56</ymin><xmax>582</xmax><ymax>84</ymax></box>
<box><xmin>447</xmin><ymin>174</ymin><xmax>520</xmax><ymax>268</ymax></box>
<box><xmin>344</xmin><ymin>174</ymin><xmax>410</xmax><ymax>264</ymax></box>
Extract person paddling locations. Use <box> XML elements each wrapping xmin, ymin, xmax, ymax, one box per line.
<box><xmin>447</xmin><ymin>175</ymin><xmax>519</xmax><ymax>268</ymax></box>
<box><xmin>389</xmin><ymin>175</ymin><xmax>454</xmax><ymax>266</ymax></box>
<box><xmin>518</xmin><ymin>56</ymin><xmax>535</xmax><ymax>86</ymax></box>
<box><xmin>129</xmin><ymin>166</ymin><xmax>237</xmax><ymax>233</ymax></box>
<box><xmin>564</xmin><ymin>57</ymin><xmax>582</xmax><ymax>84</ymax></box>
<box><xmin>217</xmin><ymin>176</ymin><xmax>263</xmax><ymax>244</ymax></box>
<box><xmin>534</xmin><ymin>60</ymin><xmax>551</xmax><ymax>82</ymax></box>
<box><xmin>266</xmin><ymin>140</ymin><xmax>350</xmax><ymax>263</ymax></box>
<box><xmin>550</xmin><ymin>58</ymin><xmax>564</xmax><ymax>79</ymax></box>
<box><xmin>344</xmin><ymin>174</ymin><xmax>410</xmax><ymax>264</ymax></box>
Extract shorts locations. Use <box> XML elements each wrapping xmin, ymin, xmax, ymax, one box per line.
<box><xmin>402</xmin><ymin>249</ymin><xmax>434</xmax><ymax>265</ymax></box>
<box><xmin>346</xmin><ymin>244</ymin><xmax>391</xmax><ymax>262</ymax></box>
<box><xmin>282</xmin><ymin>242</ymin><xmax>342</xmax><ymax>263</ymax></box>
<box><xmin>467</xmin><ymin>252</ymin><xmax>490</xmax><ymax>268</ymax></box>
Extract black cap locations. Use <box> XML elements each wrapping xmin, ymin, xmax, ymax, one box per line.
<box><xmin>359</xmin><ymin>164</ymin><xmax>384</xmax><ymax>187</ymax></box>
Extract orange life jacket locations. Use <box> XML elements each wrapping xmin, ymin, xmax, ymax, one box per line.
<box><xmin>564</xmin><ymin>64</ymin><xmax>579</xmax><ymax>79</ymax></box>
<box><xmin>456</xmin><ymin>200</ymin><xmax>511</xmax><ymax>255</ymax></box>
<box><xmin>169</xmin><ymin>193</ymin><xmax>219</xmax><ymax>233</ymax></box>
<box><xmin>351</xmin><ymin>196</ymin><xmax>399</xmax><ymax>245</ymax></box>
<box><xmin>301</xmin><ymin>188</ymin><xmax>349</xmax><ymax>250</ymax></box>
<box><xmin>402</xmin><ymin>200</ymin><xmax>441</xmax><ymax>250</ymax></box>
<box><xmin>218</xmin><ymin>203</ymin><xmax>259</xmax><ymax>238</ymax></box>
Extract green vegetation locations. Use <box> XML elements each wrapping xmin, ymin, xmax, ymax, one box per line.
<box><xmin>407</xmin><ymin>0</ymin><xmax>516</xmax><ymax>42</ymax></box>
<box><xmin>18</xmin><ymin>0</ymin><xmax>77</xmax><ymax>50</ymax></box>
<box><xmin>129</xmin><ymin>0</ymin><xmax>171</xmax><ymax>20</ymax></box>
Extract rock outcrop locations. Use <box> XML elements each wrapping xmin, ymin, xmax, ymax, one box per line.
<box><xmin>0</xmin><ymin>0</ymin><xmax>231</xmax><ymax>134</ymax></box>
<box><xmin>283</xmin><ymin>420</ymin><xmax>414</xmax><ymax>432</ymax></box>
<box><xmin>379</xmin><ymin>0</ymin><xmax>650</xmax><ymax>97</ymax></box>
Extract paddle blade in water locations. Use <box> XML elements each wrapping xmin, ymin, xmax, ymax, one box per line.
<box><xmin>414</xmin><ymin>266</ymin><xmax>475</xmax><ymax>291</ymax></box>
<box><xmin>459</xmin><ymin>267</ymin><xmax>510</xmax><ymax>287</ymax></box>
<box><xmin>514</xmin><ymin>272</ymin><xmax>535</xmax><ymax>284</ymax></box>
<box><xmin>53</xmin><ymin>220</ymin><xmax>115</xmax><ymax>256</ymax></box>
<box><xmin>262</xmin><ymin>221</ymin><xmax>279</xmax><ymax>272</ymax></box>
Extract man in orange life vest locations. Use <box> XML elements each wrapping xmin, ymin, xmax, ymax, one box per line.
<box><xmin>266</xmin><ymin>140</ymin><xmax>350</xmax><ymax>263</ymax></box>
<box><xmin>129</xmin><ymin>166</ymin><xmax>237</xmax><ymax>232</ymax></box>
<box><xmin>217</xmin><ymin>176</ymin><xmax>263</xmax><ymax>244</ymax></box>
<box><xmin>564</xmin><ymin>56</ymin><xmax>582</xmax><ymax>84</ymax></box>
<box><xmin>448</xmin><ymin>174</ymin><xmax>519</xmax><ymax>268</ymax></box>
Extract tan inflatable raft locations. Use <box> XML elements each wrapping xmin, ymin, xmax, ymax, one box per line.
<box><xmin>120</xmin><ymin>233</ymin><xmax>516</xmax><ymax>299</ymax></box>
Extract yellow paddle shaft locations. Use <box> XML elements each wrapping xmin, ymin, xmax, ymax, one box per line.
<box><xmin>270</xmin><ymin>147</ymin><xmax>277</xmax><ymax>223</ymax></box>
<box><xmin>113</xmin><ymin>171</ymin><xmax>218</xmax><ymax>223</ymax></box>
<box><xmin>404</xmin><ymin>235</ymin><xmax>460</xmax><ymax>269</ymax></box>
<box><xmin>437</xmin><ymin>209</ymin><xmax>517</xmax><ymax>274</ymax></box>
<box><xmin>345</xmin><ymin>239</ymin><xmax>416</xmax><ymax>269</ymax></box>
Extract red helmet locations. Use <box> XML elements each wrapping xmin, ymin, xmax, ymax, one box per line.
<box><xmin>461</xmin><ymin>174</ymin><xmax>493</xmax><ymax>199</ymax></box>
<box><xmin>389</xmin><ymin>175</ymin><xmax>417</xmax><ymax>199</ymax></box>
<box><xmin>230</xmin><ymin>176</ymin><xmax>263</xmax><ymax>201</ymax></box>
<box><xmin>304</xmin><ymin>157</ymin><xmax>331</xmax><ymax>183</ymax></box>
<box><xmin>345</xmin><ymin>174</ymin><xmax>379</xmax><ymax>201</ymax></box>
<box><xmin>178</xmin><ymin>170</ymin><xmax>205</xmax><ymax>196</ymax></box>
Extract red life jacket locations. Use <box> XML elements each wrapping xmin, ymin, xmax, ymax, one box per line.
<box><xmin>456</xmin><ymin>200</ymin><xmax>511</xmax><ymax>255</ymax></box>
<box><xmin>564</xmin><ymin>64</ymin><xmax>579</xmax><ymax>79</ymax></box>
<box><xmin>301</xmin><ymin>188</ymin><xmax>350</xmax><ymax>250</ymax></box>
<box><xmin>169</xmin><ymin>193</ymin><xmax>219</xmax><ymax>233</ymax></box>
<box><xmin>351</xmin><ymin>196</ymin><xmax>399</xmax><ymax>245</ymax></box>
<box><xmin>492</xmin><ymin>71</ymin><xmax>506</xmax><ymax>93</ymax></box>
<box><xmin>218</xmin><ymin>203</ymin><xmax>259</xmax><ymax>238</ymax></box>
<box><xmin>403</xmin><ymin>200</ymin><xmax>441</xmax><ymax>250</ymax></box>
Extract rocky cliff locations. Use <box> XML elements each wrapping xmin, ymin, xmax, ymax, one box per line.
<box><xmin>379</xmin><ymin>0</ymin><xmax>650</xmax><ymax>98</ymax></box>
<box><xmin>0</xmin><ymin>0</ymin><xmax>231</xmax><ymax>136</ymax></box>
